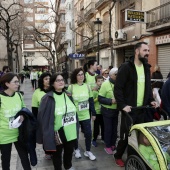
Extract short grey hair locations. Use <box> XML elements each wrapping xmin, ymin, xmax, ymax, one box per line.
<box><xmin>109</xmin><ymin>67</ymin><xmax>118</xmax><ymax>76</ymax></box>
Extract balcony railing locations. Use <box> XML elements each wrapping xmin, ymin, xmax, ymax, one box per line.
<box><xmin>100</xmin><ymin>31</ymin><xmax>110</xmax><ymax>45</ymax></box>
<box><xmin>146</xmin><ymin>1</ymin><xmax>170</xmax><ymax>30</ymax></box>
<box><xmin>95</xmin><ymin>0</ymin><xmax>110</xmax><ymax>9</ymax></box>
<box><xmin>84</xmin><ymin>2</ymin><xmax>95</xmax><ymax>18</ymax></box>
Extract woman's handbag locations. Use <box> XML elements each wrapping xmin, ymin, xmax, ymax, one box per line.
<box><xmin>55</xmin><ymin>126</ymin><xmax>67</xmax><ymax>145</ymax></box>
<box><xmin>54</xmin><ymin>93</ymin><xmax>67</xmax><ymax>145</ymax></box>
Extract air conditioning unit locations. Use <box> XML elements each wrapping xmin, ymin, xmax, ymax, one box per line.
<box><xmin>115</xmin><ymin>29</ymin><xmax>127</xmax><ymax>41</ymax></box>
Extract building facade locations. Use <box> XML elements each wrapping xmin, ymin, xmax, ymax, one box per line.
<box><xmin>113</xmin><ymin>0</ymin><xmax>170</xmax><ymax>78</ymax></box>
<box><xmin>21</xmin><ymin>0</ymin><xmax>56</xmax><ymax>70</ymax></box>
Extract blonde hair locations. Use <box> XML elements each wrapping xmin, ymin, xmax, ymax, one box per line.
<box><xmin>154</xmin><ymin>65</ymin><xmax>160</xmax><ymax>72</ymax></box>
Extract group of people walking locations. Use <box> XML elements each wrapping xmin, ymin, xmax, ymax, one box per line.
<box><xmin>1</xmin><ymin>41</ymin><xmax>170</xmax><ymax>170</ymax></box>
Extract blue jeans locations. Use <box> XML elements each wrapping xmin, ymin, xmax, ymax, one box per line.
<box><xmin>75</xmin><ymin>119</ymin><xmax>92</xmax><ymax>151</ymax></box>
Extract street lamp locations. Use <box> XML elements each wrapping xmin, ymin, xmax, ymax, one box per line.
<box><xmin>94</xmin><ymin>18</ymin><xmax>102</xmax><ymax>64</ymax></box>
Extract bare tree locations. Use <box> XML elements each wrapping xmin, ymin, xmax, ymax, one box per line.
<box><xmin>0</xmin><ymin>0</ymin><xmax>23</xmax><ymax>71</ymax></box>
<box><xmin>22</xmin><ymin>0</ymin><xmax>61</xmax><ymax>72</ymax></box>
<box><xmin>70</xmin><ymin>14</ymin><xmax>96</xmax><ymax>63</ymax></box>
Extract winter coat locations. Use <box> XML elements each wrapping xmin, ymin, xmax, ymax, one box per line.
<box><xmin>114</xmin><ymin>56</ymin><xmax>154</xmax><ymax>110</ymax></box>
<box><xmin>36</xmin><ymin>91</ymin><xmax>76</xmax><ymax>151</ymax></box>
<box><xmin>161</xmin><ymin>78</ymin><xmax>170</xmax><ymax>116</ymax></box>
<box><xmin>16</xmin><ymin>107</ymin><xmax>37</xmax><ymax>166</ymax></box>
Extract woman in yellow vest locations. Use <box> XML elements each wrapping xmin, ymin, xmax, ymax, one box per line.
<box><xmin>0</xmin><ymin>73</ymin><xmax>31</xmax><ymax>170</ymax></box>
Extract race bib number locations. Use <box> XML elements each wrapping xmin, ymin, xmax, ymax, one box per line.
<box><xmin>9</xmin><ymin>116</ymin><xmax>15</xmax><ymax>129</ymax></box>
<box><xmin>78</xmin><ymin>101</ymin><xmax>89</xmax><ymax>111</ymax></box>
<box><xmin>62</xmin><ymin>112</ymin><xmax>76</xmax><ymax>126</ymax></box>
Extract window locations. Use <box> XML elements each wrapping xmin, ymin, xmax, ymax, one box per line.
<box><xmin>35</xmin><ymin>23</ymin><xmax>49</xmax><ymax>29</ymax></box>
<box><xmin>60</xmin><ymin>14</ymin><xmax>65</xmax><ymax>22</ymax></box>
<box><xmin>37</xmin><ymin>8</ymin><xmax>47</xmax><ymax>13</ymax></box>
<box><xmin>24</xmin><ymin>0</ymin><xmax>33</xmax><ymax>3</ymax></box>
<box><xmin>35</xmin><ymin>14</ymin><xmax>49</xmax><ymax>20</ymax></box>
<box><xmin>26</xmin><ymin>17</ymin><xmax>33</xmax><ymax>22</ymax></box>
<box><xmin>26</xmin><ymin>35</ymin><xmax>34</xmax><ymax>39</ymax></box>
<box><xmin>35</xmin><ymin>42</ymin><xmax>49</xmax><ymax>47</ymax></box>
<box><xmin>25</xmin><ymin>26</ymin><xmax>33</xmax><ymax>30</ymax></box>
<box><xmin>24</xmin><ymin>44</ymin><xmax>34</xmax><ymax>48</ymax></box>
<box><xmin>24</xmin><ymin>8</ymin><xmax>33</xmax><ymax>13</ymax></box>
<box><xmin>25</xmin><ymin>52</ymin><xmax>35</xmax><ymax>56</ymax></box>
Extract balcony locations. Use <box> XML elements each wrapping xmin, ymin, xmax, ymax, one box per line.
<box><xmin>59</xmin><ymin>21</ymin><xmax>66</xmax><ymax>32</ymax></box>
<box><xmin>100</xmin><ymin>31</ymin><xmax>110</xmax><ymax>46</ymax></box>
<box><xmin>84</xmin><ymin>2</ymin><xmax>95</xmax><ymax>18</ymax></box>
<box><xmin>146</xmin><ymin>1</ymin><xmax>170</xmax><ymax>32</ymax></box>
<box><xmin>95</xmin><ymin>0</ymin><xmax>110</xmax><ymax>10</ymax></box>
<box><xmin>77</xmin><ymin>12</ymin><xmax>84</xmax><ymax>26</ymax></box>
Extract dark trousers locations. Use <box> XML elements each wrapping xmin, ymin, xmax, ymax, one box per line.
<box><xmin>0</xmin><ymin>141</ymin><xmax>31</xmax><ymax>170</ymax></box>
<box><xmin>52</xmin><ymin>140</ymin><xmax>75</xmax><ymax>170</ymax></box>
<box><xmin>93</xmin><ymin>114</ymin><xmax>104</xmax><ymax>141</ymax></box>
<box><xmin>31</xmin><ymin>79</ymin><xmax>36</xmax><ymax>89</ymax></box>
<box><xmin>114</xmin><ymin>110</ymin><xmax>145</xmax><ymax>159</ymax></box>
<box><xmin>21</xmin><ymin>76</ymin><xmax>25</xmax><ymax>84</ymax></box>
<box><xmin>101</xmin><ymin>107</ymin><xmax>119</xmax><ymax>148</ymax></box>
<box><xmin>75</xmin><ymin>119</ymin><xmax>92</xmax><ymax>151</ymax></box>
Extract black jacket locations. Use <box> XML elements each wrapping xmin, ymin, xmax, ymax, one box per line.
<box><xmin>36</xmin><ymin>91</ymin><xmax>77</xmax><ymax>151</ymax></box>
<box><xmin>161</xmin><ymin>78</ymin><xmax>170</xmax><ymax>116</ymax></box>
<box><xmin>151</xmin><ymin>71</ymin><xmax>163</xmax><ymax>89</ymax></box>
<box><xmin>16</xmin><ymin>108</ymin><xmax>37</xmax><ymax>166</ymax></box>
<box><xmin>114</xmin><ymin>57</ymin><xmax>154</xmax><ymax>110</ymax></box>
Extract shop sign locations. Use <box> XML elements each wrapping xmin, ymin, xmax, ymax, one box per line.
<box><xmin>155</xmin><ymin>34</ymin><xmax>170</xmax><ymax>45</ymax></box>
<box><xmin>125</xmin><ymin>9</ymin><xmax>145</xmax><ymax>23</ymax></box>
<box><xmin>69</xmin><ymin>53</ymin><xmax>85</xmax><ymax>59</ymax></box>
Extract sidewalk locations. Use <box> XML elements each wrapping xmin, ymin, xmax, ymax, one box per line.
<box><xmin>0</xmin><ymin>79</ymin><xmax>124</xmax><ymax>170</ymax></box>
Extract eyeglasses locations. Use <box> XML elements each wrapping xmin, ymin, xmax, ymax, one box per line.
<box><xmin>10</xmin><ymin>81</ymin><xmax>20</xmax><ymax>85</ymax></box>
<box><xmin>77</xmin><ymin>73</ymin><xmax>84</xmax><ymax>77</ymax></box>
<box><xmin>55</xmin><ymin>79</ymin><xmax>64</xmax><ymax>83</ymax></box>
<box><xmin>104</xmin><ymin>73</ymin><xmax>109</xmax><ymax>74</ymax></box>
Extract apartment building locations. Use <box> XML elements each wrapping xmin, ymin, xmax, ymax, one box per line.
<box><xmin>113</xmin><ymin>0</ymin><xmax>170</xmax><ymax>78</ymax></box>
<box><xmin>55</xmin><ymin>0</ymin><xmax>66</xmax><ymax>72</ymax></box>
<box><xmin>74</xmin><ymin>0</ymin><xmax>114</xmax><ymax>69</ymax></box>
<box><xmin>21</xmin><ymin>0</ymin><xmax>55</xmax><ymax>70</ymax></box>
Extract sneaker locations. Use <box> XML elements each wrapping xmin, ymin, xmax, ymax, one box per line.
<box><xmin>97</xmin><ymin>135</ymin><xmax>101</xmax><ymax>139</ymax></box>
<box><xmin>92</xmin><ymin>140</ymin><xmax>97</xmax><ymax>147</ymax></box>
<box><xmin>111</xmin><ymin>146</ymin><xmax>116</xmax><ymax>151</ymax></box>
<box><xmin>101</xmin><ymin>140</ymin><xmax>105</xmax><ymax>144</ymax></box>
<box><xmin>84</xmin><ymin>151</ymin><xmax>96</xmax><ymax>161</ymax></box>
<box><xmin>74</xmin><ymin>149</ymin><xmax>81</xmax><ymax>159</ymax></box>
<box><xmin>44</xmin><ymin>154</ymin><xmax>52</xmax><ymax>160</ymax></box>
<box><xmin>115</xmin><ymin>159</ymin><xmax>125</xmax><ymax>167</ymax></box>
<box><xmin>104</xmin><ymin>147</ymin><xmax>113</xmax><ymax>155</ymax></box>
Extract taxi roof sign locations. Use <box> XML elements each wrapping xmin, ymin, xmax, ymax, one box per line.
<box><xmin>125</xmin><ymin>9</ymin><xmax>146</xmax><ymax>23</ymax></box>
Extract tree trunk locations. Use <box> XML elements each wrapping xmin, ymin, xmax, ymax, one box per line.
<box><xmin>109</xmin><ymin>1</ymin><xmax>116</xmax><ymax>66</ymax></box>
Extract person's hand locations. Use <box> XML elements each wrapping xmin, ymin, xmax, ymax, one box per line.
<box><xmin>92</xmin><ymin>116</ymin><xmax>96</xmax><ymax>121</ymax></box>
<box><xmin>112</xmin><ymin>99</ymin><xmax>117</xmax><ymax>104</ymax></box>
<box><xmin>151</xmin><ymin>101</ymin><xmax>158</xmax><ymax>108</ymax></box>
<box><xmin>123</xmin><ymin>105</ymin><xmax>132</xmax><ymax>112</ymax></box>
<box><xmin>92</xmin><ymin>86</ymin><xmax>98</xmax><ymax>91</ymax></box>
<box><xmin>19</xmin><ymin>115</ymin><xmax>24</xmax><ymax>123</ymax></box>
